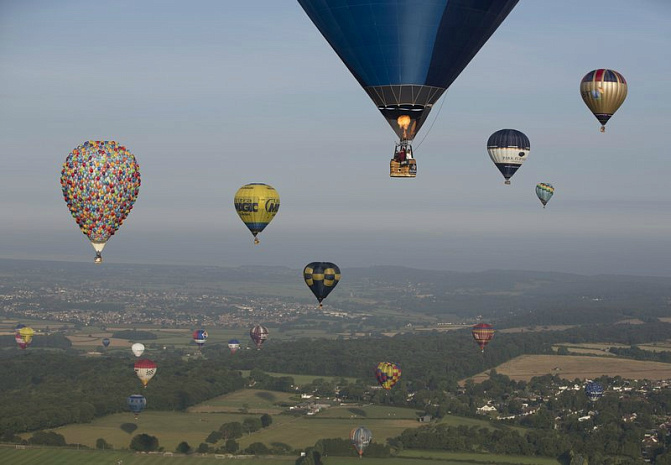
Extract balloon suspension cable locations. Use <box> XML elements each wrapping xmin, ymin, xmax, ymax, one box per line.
<box><xmin>413</xmin><ymin>93</ymin><xmax>447</xmax><ymax>151</ymax></box>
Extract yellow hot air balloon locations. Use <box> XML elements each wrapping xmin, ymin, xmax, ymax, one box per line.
<box><xmin>234</xmin><ymin>183</ymin><xmax>280</xmax><ymax>244</ymax></box>
<box><xmin>580</xmin><ymin>69</ymin><xmax>627</xmax><ymax>132</ymax></box>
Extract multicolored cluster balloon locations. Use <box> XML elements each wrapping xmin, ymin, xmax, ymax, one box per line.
<box><xmin>375</xmin><ymin>362</ymin><xmax>401</xmax><ymax>390</ymax></box>
<box><xmin>535</xmin><ymin>183</ymin><xmax>554</xmax><ymax>208</ymax></box>
<box><xmin>61</xmin><ymin>141</ymin><xmax>141</xmax><ymax>263</ymax></box>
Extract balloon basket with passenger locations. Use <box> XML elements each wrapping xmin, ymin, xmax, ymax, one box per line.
<box><xmin>390</xmin><ymin>141</ymin><xmax>416</xmax><ymax>178</ymax></box>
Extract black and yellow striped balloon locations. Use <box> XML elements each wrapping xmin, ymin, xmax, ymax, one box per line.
<box><xmin>303</xmin><ymin>262</ymin><xmax>341</xmax><ymax>307</ymax></box>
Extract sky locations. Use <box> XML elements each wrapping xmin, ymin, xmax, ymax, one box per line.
<box><xmin>1</xmin><ymin>0</ymin><xmax>670</xmax><ymax>275</ymax></box>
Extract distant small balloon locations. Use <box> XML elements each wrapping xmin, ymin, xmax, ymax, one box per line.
<box><xmin>250</xmin><ymin>325</ymin><xmax>269</xmax><ymax>349</ymax></box>
<box><xmin>131</xmin><ymin>343</ymin><xmax>145</xmax><ymax>357</ymax></box>
<box><xmin>127</xmin><ymin>394</ymin><xmax>147</xmax><ymax>418</ymax></box>
<box><xmin>585</xmin><ymin>381</ymin><xmax>604</xmax><ymax>402</ymax></box>
<box><xmin>134</xmin><ymin>359</ymin><xmax>157</xmax><ymax>388</ymax></box>
<box><xmin>472</xmin><ymin>323</ymin><xmax>494</xmax><ymax>352</ymax></box>
<box><xmin>102</xmin><ymin>338</ymin><xmax>111</xmax><ymax>348</ymax></box>
<box><xmin>228</xmin><ymin>339</ymin><xmax>241</xmax><ymax>354</ymax></box>
<box><xmin>192</xmin><ymin>329</ymin><xmax>208</xmax><ymax>349</ymax></box>
<box><xmin>535</xmin><ymin>183</ymin><xmax>554</xmax><ymax>208</ymax></box>
<box><xmin>350</xmin><ymin>426</ymin><xmax>373</xmax><ymax>457</ymax></box>
<box><xmin>375</xmin><ymin>362</ymin><xmax>401</xmax><ymax>390</ymax></box>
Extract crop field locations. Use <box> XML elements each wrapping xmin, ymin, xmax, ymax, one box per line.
<box><xmin>188</xmin><ymin>389</ymin><xmax>298</xmax><ymax>414</ymax></box>
<box><xmin>464</xmin><ymin>354</ymin><xmax>671</xmax><ymax>383</ymax></box>
<box><xmin>499</xmin><ymin>325</ymin><xmax>576</xmax><ymax>333</ymax></box>
<box><xmin>552</xmin><ymin>344</ymin><xmax>616</xmax><ymax>356</ymax></box>
<box><xmin>553</xmin><ymin>341</ymin><xmax>671</xmax><ymax>354</ymax></box>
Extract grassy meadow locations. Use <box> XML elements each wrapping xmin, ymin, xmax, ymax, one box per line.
<box><xmin>0</xmin><ymin>447</ymin><xmax>562</xmax><ymax>465</ymax></box>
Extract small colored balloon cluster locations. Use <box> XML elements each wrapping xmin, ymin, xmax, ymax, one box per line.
<box><xmin>61</xmin><ymin>141</ymin><xmax>141</xmax><ymax>243</ymax></box>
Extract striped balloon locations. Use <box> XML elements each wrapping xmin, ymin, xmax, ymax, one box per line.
<box><xmin>487</xmin><ymin>129</ymin><xmax>530</xmax><ymax>185</ymax></box>
<box><xmin>472</xmin><ymin>323</ymin><xmax>494</xmax><ymax>352</ymax></box>
<box><xmin>303</xmin><ymin>262</ymin><xmax>341</xmax><ymax>307</ymax></box>
<box><xmin>535</xmin><ymin>183</ymin><xmax>554</xmax><ymax>208</ymax></box>
<box><xmin>580</xmin><ymin>69</ymin><xmax>627</xmax><ymax>132</ymax></box>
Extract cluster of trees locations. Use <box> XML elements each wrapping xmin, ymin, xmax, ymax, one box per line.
<box><xmin>0</xmin><ymin>352</ymin><xmax>245</xmax><ymax>437</ymax></box>
<box><xmin>202</xmin><ymin>414</ymin><xmax>274</xmax><ymax>454</ymax></box>
<box><xmin>0</xmin><ymin>333</ymin><xmax>71</xmax><ymax>349</ymax></box>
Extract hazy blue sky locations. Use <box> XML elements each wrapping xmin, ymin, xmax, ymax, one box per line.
<box><xmin>1</xmin><ymin>0</ymin><xmax>670</xmax><ymax>275</ymax></box>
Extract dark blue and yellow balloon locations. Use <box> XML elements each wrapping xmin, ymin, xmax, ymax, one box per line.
<box><xmin>487</xmin><ymin>129</ymin><xmax>530</xmax><ymax>185</ymax></box>
<box><xmin>536</xmin><ymin>183</ymin><xmax>554</xmax><ymax>208</ymax></box>
<box><xmin>580</xmin><ymin>69</ymin><xmax>627</xmax><ymax>132</ymax></box>
<box><xmin>234</xmin><ymin>183</ymin><xmax>280</xmax><ymax>244</ymax></box>
<box><xmin>297</xmin><ymin>0</ymin><xmax>520</xmax><ymax>177</ymax></box>
<box><xmin>304</xmin><ymin>262</ymin><xmax>341</xmax><ymax>307</ymax></box>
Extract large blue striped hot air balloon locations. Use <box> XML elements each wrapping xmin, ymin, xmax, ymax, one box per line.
<box><xmin>298</xmin><ymin>0</ymin><xmax>520</xmax><ymax>177</ymax></box>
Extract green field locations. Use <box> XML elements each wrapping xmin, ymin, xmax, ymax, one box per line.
<box><xmin>0</xmin><ymin>447</ymin><xmax>562</xmax><ymax>465</ymax></box>
<box><xmin>188</xmin><ymin>389</ymin><xmax>298</xmax><ymax>414</ymax></box>
<box><xmin>399</xmin><ymin>450</ymin><xmax>561</xmax><ymax>464</ymax></box>
<box><xmin>238</xmin><ymin>371</ymin><xmax>359</xmax><ymax>385</ymax></box>
<box><xmin>316</xmin><ymin>405</ymin><xmax>422</xmax><ymax>419</ymax></box>
<box><xmin>0</xmin><ymin>447</ymin><xmax>295</xmax><ymax>464</ymax></box>
<box><xmin>50</xmin><ymin>411</ymin><xmax>255</xmax><ymax>451</ymax></box>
